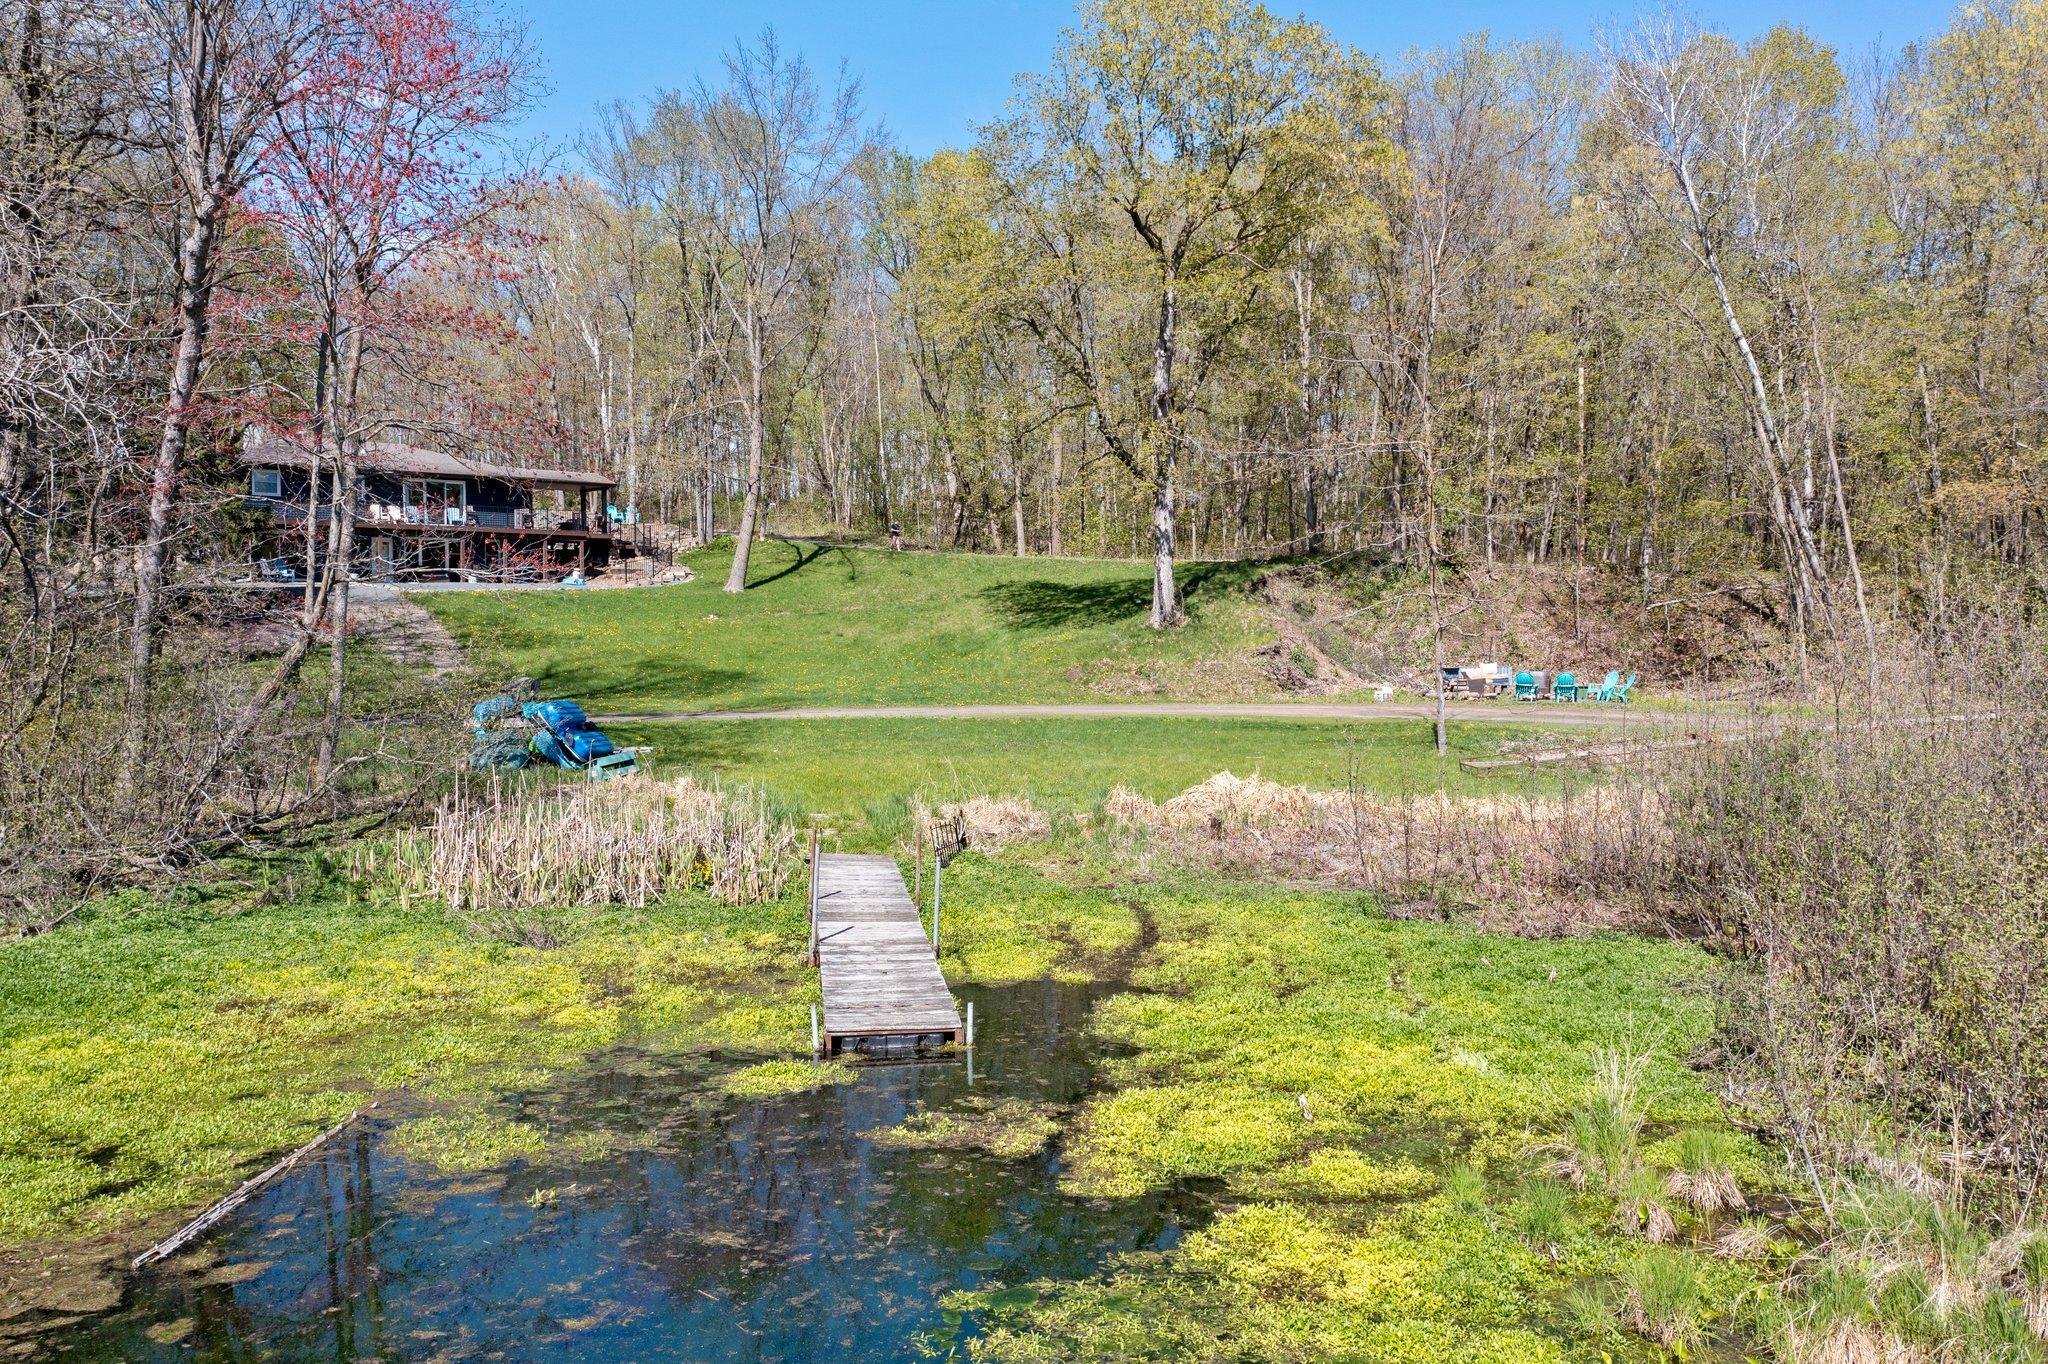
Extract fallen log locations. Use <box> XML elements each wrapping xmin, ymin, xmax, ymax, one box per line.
<box><xmin>132</xmin><ymin>1102</ymin><xmax>378</xmax><ymax>1270</ymax></box>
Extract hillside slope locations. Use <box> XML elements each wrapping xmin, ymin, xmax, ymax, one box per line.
<box><xmin>424</xmin><ymin>541</ymin><xmax>1293</xmax><ymax>712</ymax></box>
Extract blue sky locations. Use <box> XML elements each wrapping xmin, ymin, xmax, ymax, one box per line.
<box><xmin>508</xmin><ymin>0</ymin><xmax>1959</xmax><ymax>155</ymax></box>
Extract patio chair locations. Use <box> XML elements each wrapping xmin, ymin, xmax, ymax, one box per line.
<box><xmin>1512</xmin><ymin>670</ymin><xmax>1538</xmax><ymax>701</ymax></box>
<box><xmin>1612</xmin><ymin>672</ymin><xmax>1637</xmax><ymax>704</ymax></box>
<box><xmin>1553</xmin><ymin>671</ymin><xmax>1579</xmax><ymax>702</ymax></box>
<box><xmin>1589</xmin><ymin>670</ymin><xmax>1622</xmax><ymax>702</ymax></box>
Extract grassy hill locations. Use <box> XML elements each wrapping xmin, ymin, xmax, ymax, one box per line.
<box><xmin>422</xmin><ymin>540</ymin><xmax>1288</xmax><ymax>713</ymax></box>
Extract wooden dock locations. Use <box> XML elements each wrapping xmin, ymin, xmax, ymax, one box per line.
<box><xmin>810</xmin><ymin>851</ymin><xmax>962</xmax><ymax>1057</ymax></box>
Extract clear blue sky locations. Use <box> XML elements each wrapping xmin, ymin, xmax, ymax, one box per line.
<box><xmin>508</xmin><ymin>0</ymin><xmax>1959</xmax><ymax>155</ymax></box>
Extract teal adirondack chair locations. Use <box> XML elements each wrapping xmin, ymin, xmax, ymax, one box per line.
<box><xmin>1612</xmin><ymin>672</ymin><xmax>1637</xmax><ymax>704</ymax></box>
<box><xmin>1589</xmin><ymin>670</ymin><xmax>1622</xmax><ymax>702</ymax></box>
<box><xmin>1553</xmin><ymin>671</ymin><xmax>1580</xmax><ymax>702</ymax></box>
<box><xmin>1512</xmin><ymin>670</ymin><xmax>1538</xmax><ymax>701</ymax></box>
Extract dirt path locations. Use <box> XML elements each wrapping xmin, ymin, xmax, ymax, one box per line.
<box><xmin>351</xmin><ymin>587</ymin><xmax>467</xmax><ymax>674</ymax></box>
<box><xmin>592</xmin><ymin>701</ymin><xmax>1684</xmax><ymax>729</ymax></box>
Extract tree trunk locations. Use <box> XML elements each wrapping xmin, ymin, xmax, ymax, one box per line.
<box><xmin>1048</xmin><ymin>425</ymin><xmax>1063</xmax><ymax>557</ymax></box>
<box><xmin>1012</xmin><ymin>463</ymin><xmax>1026</xmax><ymax>556</ymax></box>
<box><xmin>1148</xmin><ymin>279</ymin><xmax>1184</xmax><ymax>629</ymax></box>
<box><xmin>724</xmin><ymin>321</ymin><xmax>765</xmax><ymax>592</ymax></box>
<box><xmin>1150</xmin><ymin>466</ymin><xmax>1182</xmax><ymax>628</ymax></box>
<box><xmin>316</xmin><ymin>326</ymin><xmax>366</xmax><ymax>784</ymax></box>
<box><xmin>122</xmin><ymin>195</ymin><xmax>221</xmax><ymax>786</ymax></box>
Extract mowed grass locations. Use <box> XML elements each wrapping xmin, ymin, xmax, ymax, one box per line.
<box><xmin>614</xmin><ymin>716</ymin><xmax>1568</xmax><ymax>823</ymax></box>
<box><xmin>422</xmin><ymin>540</ymin><xmax>1288</xmax><ymax>713</ymax></box>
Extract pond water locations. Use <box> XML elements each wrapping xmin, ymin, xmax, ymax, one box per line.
<box><xmin>40</xmin><ymin>979</ymin><xmax>1199</xmax><ymax>1361</ymax></box>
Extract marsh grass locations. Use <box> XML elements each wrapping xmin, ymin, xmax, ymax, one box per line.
<box><xmin>1103</xmin><ymin>771</ymin><xmax>1659</xmax><ymax>932</ymax></box>
<box><xmin>1620</xmin><ymin>1246</ymin><xmax>1710</xmax><ymax>1352</ymax></box>
<box><xmin>360</xmin><ymin>773</ymin><xmax>798</xmax><ymax>916</ymax></box>
<box><xmin>1773</xmin><ymin>1165</ymin><xmax>2048</xmax><ymax>1363</ymax></box>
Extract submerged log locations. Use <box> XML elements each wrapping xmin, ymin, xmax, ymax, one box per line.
<box><xmin>131</xmin><ymin>1102</ymin><xmax>378</xmax><ymax>1270</ymax></box>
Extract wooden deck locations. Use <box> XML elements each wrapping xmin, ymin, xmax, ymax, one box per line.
<box><xmin>812</xmin><ymin>852</ymin><xmax>961</xmax><ymax>1056</ymax></box>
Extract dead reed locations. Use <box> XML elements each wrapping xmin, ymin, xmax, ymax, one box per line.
<box><xmin>909</xmin><ymin>793</ymin><xmax>1052</xmax><ymax>854</ymax></box>
<box><xmin>356</xmin><ymin>773</ymin><xmax>796</xmax><ymax>914</ymax></box>
<box><xmin>1104</xmin><ymin>770</ymin><xmax>1666</xmax><ymax>933</ymax></box>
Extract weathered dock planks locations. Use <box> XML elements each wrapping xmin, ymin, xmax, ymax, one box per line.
<box><xmin>812</xmin><ymin>851</ymin><xmax>961</xmax><ymax>1055</ymax></box>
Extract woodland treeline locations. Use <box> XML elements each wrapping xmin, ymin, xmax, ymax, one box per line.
<box><xmin>515</xmin><ymin>0</ymin><xmax>2048</xmax><ymax>635</ymax></box>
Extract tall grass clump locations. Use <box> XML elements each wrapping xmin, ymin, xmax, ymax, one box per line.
<box><xmin>358</xmin><ymin>773</ymin><xmax>797</xmax><ymax>913</ymax></box>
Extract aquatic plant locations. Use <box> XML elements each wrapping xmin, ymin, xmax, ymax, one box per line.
<box><xmin>1512</xmin><ymin>1175</ymin><xmax>1572</xmax><ymax>1260</ymax></box>
<box><xmin>1557</xmin><ymin>1040</ymin><xmax>1653</xmax><ymax>1193</ymax></box>
<box><xmin>871</xmin><ymin>1096</ymin><xmax>1061</xmax><ymax>1160</ymax></box>
<box><xmin>1663</xmin><ymin>1127</ymin><xmax>1749</xmax><ymax>1216</ymax></box>
<box><xmin>1618</xmin><ymin>1247</ymin><xmax>1709</xmax><ymax>1352</ymax></box>
<box><xmin>718</xmin><ymin>1059</ymin><xmax>855</xmax><ymax>1097</ymax></box>
<box><xmin>391</xmin><ymin>1112</ymin><xmax>547</xmax><ymax>1173</ymax></box>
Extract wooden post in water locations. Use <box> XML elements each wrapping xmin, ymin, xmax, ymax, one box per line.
<box><xmin>810</xmin><ymin>1004</ymin><xmax>821</xmax><ymax>1057</ymax></box>
<box><xmin>965</xmin><ymin>1000</ymin><xmax>975</xmax><ymax>1049</ymax></box>
<box><xmin>931</xmin><ymin>855</ymin><xmax>942</xmax><ymax>953</ymax></box>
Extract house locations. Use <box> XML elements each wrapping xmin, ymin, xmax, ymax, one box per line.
<box><xmin>240</xmin><ymin>428</ymin><xmax>623</xmax><ymax>582</ymax></box>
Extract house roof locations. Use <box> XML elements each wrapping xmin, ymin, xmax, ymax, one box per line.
<box><xmin>241</xmin><ymin>428</ymin><xmax>615</xmax><ymax>491</ymax></box>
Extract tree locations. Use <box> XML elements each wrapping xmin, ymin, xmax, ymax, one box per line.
<box><xmin>1602</xmin><ymin>18</ymin><xmax>1862</xmax><ymax>659</ymax></box>
<box><xmin>123</xmin><ymin>0</ymin><xmax>323</xmax><ymax>787</ymax></box>
<box><xmin>253</xmin><ymin>0</ymin><xmax>527</xmax><ymax>778</ymax></box>
<box><xmin>679</xmin><ymin>30</ymin><xmax>866</xmax><ymax>593</ymax></box>
<box><xmin>982</xmin><ymin>0</ymin><xmax>1386</xmax><ymax>627</ymax></box>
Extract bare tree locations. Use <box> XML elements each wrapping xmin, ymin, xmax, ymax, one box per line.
<box><xmin>681</xmin><ymin>30</ymin><xmax>866</xmax><ymax>592</ymax></box>
<box><xmin>123</xmin><ymin>0</ymin><xmax>322</xmax><ymax>788</ymax></box>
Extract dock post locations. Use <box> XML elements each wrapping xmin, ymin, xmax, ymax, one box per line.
<box><xmin>931</xmin><ymin>855</ymin><xmax>942</xmax><ymax>953</ymax></box>
<box><xmin>807</xmin><ymin>827</ymin><xmax>820</xmax><ymax>966</ymax></box>
<box><xmin>965</xmin><ymin>1000</ymin><xmax>974</xmax><ymax>1049</ymax></box>
<box><xmin>810</xmin><ymin>1004</ymin><xmax>821</xmax><ymax>1058</ymax></box>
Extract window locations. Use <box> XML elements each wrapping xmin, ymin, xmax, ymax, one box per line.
<box><xmin>250</xmin><ymin>468</ymin><xmax>283</xmax><ymax>499</ymax></box>
<box><xmin>401</xmin><ymin>478</ymin><xmax>467</xmax><ymax>525</ymax></box>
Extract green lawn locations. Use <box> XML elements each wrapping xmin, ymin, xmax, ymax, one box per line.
<box><xmin>423</xmin><ymin>540</ymin><xmax>1292</xmax><ymax>712</ymax></box>
<box><xmin>616</xmin><ymin>716</ymin><xmax>1568</xmax><ymax>823</ymax></box>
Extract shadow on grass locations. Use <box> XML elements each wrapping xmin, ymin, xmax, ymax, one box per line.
<box><xmin>607</xmin><ymin>722</ymin><xmax>764</xmax><ymax>773</ymax></box>
<box><xmin>520</xmin><ymin>655</ymin><xmax>757</xmax><ymax>709</ymax></box>
<box><xmin>980</xmin><ymin>558</ymin><xmax>1279</xmax><ymax>629</ymax></box>
<box><xmin>748</xmin><ymin>538</ymin><xmax>857</xmax><ymax>589</ymax></box>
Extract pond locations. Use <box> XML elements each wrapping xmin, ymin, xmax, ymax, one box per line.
<box><xmin>38</xmin><ymin>979</ymin><xmax>1199</xmax><ymax>1361</ymax></box>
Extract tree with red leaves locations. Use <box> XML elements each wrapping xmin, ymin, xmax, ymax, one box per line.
<box><xmin>247</xmin><ymin>0</ymin><xmax>530</xmax><ymax>779</ymax></box>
